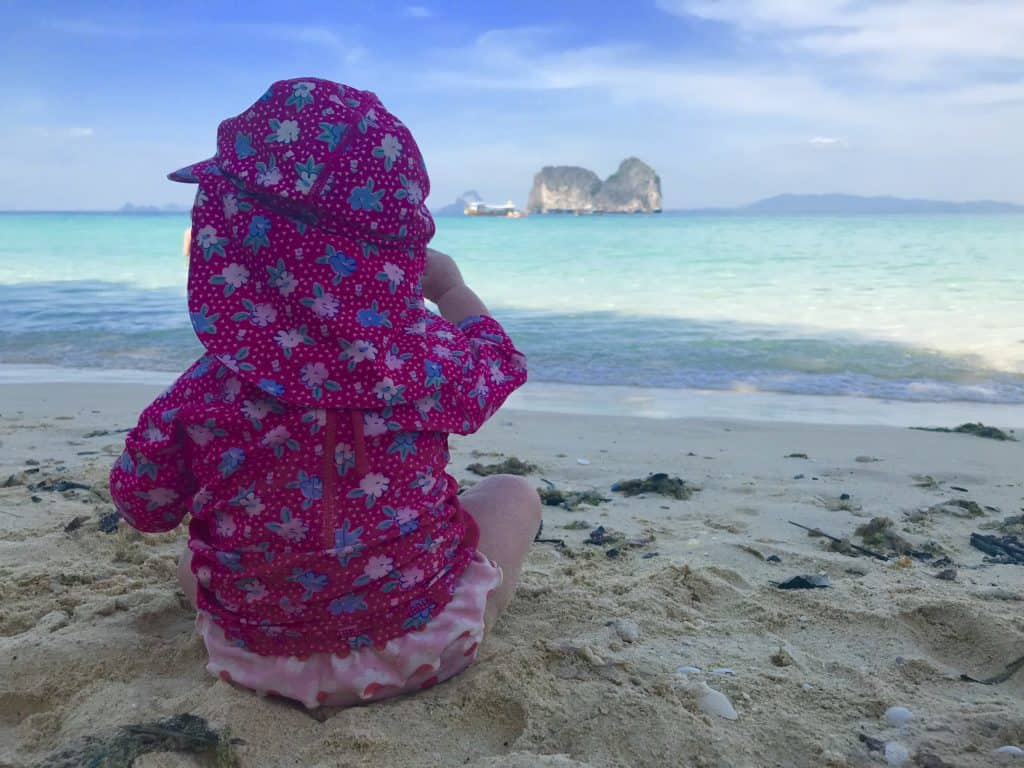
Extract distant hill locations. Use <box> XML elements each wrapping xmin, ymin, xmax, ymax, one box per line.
<box><xmin>434</xmin><ymin>190</ymin><xmax>483</xmax><ymax>216</ymax></box>
<box><xmin>734</xmin><ymin>194</ymin><xmax>1024</xmax><ymax>215</ymax></box>
<box><xmin>117</xmin><ymin>202</ymin><xmax>190</xmax><ymax>214</ymax></box>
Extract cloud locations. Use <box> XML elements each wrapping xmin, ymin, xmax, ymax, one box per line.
<box><xmin>406</xmin><ymin>5</ymin><xmax>432</xmax><ymax>18</ymax></box>
<box><xmin>808</xmin><ymin>136</ymin><xmax>842</xmax><ymax>146</ymax></box>
<box><xmin>419</xmin><ymin>28</ymin><xmax>857</xmax><ymax>120</ymax></box>
<box><xmin>657</xmin><ymin>1</ymin><xmax>1024</xmax><ymax>81</ymax></box>
<box><xmin>33</xmin><ymin>126</ymin><xmax>95</xmax><ymax>138</ymax></box>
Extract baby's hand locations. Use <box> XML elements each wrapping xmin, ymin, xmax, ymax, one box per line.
<box><xmin>422</xmin><ymin>248</ymin><xmax>488</xmax><ymax>323</ymax></box>
<box><xmin>422</xmin><ymin>248</ymin><xmax>464</xmax><ymax>304</ymax></box>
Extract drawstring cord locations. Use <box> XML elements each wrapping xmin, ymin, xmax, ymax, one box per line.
<box><xmin>350</xmin><ymin>409</ymin><xmax>369</xmax><ymax>477</ymax></box>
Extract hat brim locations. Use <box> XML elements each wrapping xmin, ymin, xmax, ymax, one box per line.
<box><xmin>167</xmin><ymin>157</ymin><xmax>221</xmax><ymax>183</ymax></box>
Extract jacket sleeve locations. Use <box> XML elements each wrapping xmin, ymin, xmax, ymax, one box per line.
<box><xmin>411</xmin><ymin>313</ymin><xmax>527</xmax><ymax>435</ymax></box>
<box><xmin>109</xmin><ymin>376</ymin><xmax>197</xmax><ymax>533</ymax></box>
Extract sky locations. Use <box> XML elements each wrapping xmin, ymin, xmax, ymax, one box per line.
<box><xmin>2</xmin><ymin>0</ymin><xmax>1024</xmax><ymax>210</ymax></box>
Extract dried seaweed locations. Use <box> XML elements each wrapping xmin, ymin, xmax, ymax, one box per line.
<box><xmin>537</xmin><ymin>487</ymin><xmax>609</xmax><ymax>510</ymax></box>
<box><xmin>911</xmin><ymin>422</ymin><xmax>1016</xmax><ymax>441</ymax></box>
<box><xmin>611</xmin><ymin>473</ymin><xmax>697</xmax><ymax>500</ymax></box>
<box><xmin>466</xmin><ymin>456</ymin><xmax>538</xmax><ymax>476</ymax></box>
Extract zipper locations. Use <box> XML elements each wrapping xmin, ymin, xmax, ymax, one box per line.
<box><xmin>321</xmin><ymin>409</ymin><xmax>338</xmax><ymax>548</ymax></box>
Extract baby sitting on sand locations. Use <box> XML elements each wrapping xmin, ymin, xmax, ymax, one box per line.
<box><xmin>109</xmin><ymin>78</ymin><xmax>539</xmax><ymax>708</ymax></box>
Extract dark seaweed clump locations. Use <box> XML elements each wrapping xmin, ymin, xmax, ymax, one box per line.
<box><xmin>611</xmin><ymin>473</ymin><xmax>697</xmax><ymax>500</ymax></box>
<box><xmin>38</xmin><ymin>713</ymin><xmax>239</xmax><ymax>768</ymax></box>
<box><xmin>466</xmin><ymin>456</ymin><xmax>538</xmax><ymax>476</ymax></box>
<box><xmin>911</xmin><ymin>422</ymin><xmax>1016</xmax><ymax>441</ymax></box>
<box><xmin>537</xmin><ymin>487</ymin><xmax>609</xmax><ymax>510</ymax></box>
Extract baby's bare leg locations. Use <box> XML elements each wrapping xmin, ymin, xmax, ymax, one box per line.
<box><xmin>458</xmin><ymin>474</ymin><xmax>542</xmax><ymax>630</ymax></box>
<box><xmin>178</xmin><ymin>543</ymin><xmax>198</xmax><ymax>609</ymax></box>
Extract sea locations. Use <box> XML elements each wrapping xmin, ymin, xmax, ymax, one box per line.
<box><xmin>1</xmin><ymin>211</ymin><xmax>1023</xmax><ymax>422</ymax></box>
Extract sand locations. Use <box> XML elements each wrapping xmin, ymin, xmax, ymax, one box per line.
<box><xmin>1</xmin><ymin>382</ymin><xmax>1022</xmax><ymax>767</ymax></box>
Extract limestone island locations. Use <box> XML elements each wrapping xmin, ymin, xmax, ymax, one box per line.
<box><xmin>527</xmin><ymin>157</ymin><xmax>662</xmax><ymax>214</ymax></box>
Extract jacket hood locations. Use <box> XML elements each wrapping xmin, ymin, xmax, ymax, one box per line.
<box><xmin>172</xmin><ymin>78</ymin><xmax>445</xmax><ymax>410</ymax></box>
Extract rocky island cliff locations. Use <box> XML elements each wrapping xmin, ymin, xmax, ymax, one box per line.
<box><xmin>527</xmin><ymin>157</ymin><xmax>662</xmax><ymax>213</ymax></box>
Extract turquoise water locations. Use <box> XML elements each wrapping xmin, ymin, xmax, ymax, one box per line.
<box><xmin>1</xmin><ymin>212</ymin><xmax>1022</xmax><ymax>403</ymax></box>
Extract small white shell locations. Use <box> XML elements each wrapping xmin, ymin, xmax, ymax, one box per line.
<box><xmin>676</xmin><ymin>665</ymin><xmax>702</xmax><ymax>677</ymax></box>
<box><xmin>711</xmin><ymin>667</ymin><xmax>735</xmax><ymax>676</ymax></box>
<box><xmin>576</xmin><ymin>458</ymin><xmax>591</xmax><ymax>465</ymax></box>
<box><xmin>884</xmin><ymin>706</ymin><xmax>914</xmax><ymax>726</ymax></box>
<box><xmin>697</xmin><ymin>682</ymin><xmax>738</xmax><ymax>720</ymax></box>
<box><xmin>995</xmin><ymin>745</ymin><xmax>1023</xmax><ymax>756</ymax></box>
<box><xmin>884</xmin><ymin>742</ymin><xmax>910</xmax><ymax>766</ymax></box>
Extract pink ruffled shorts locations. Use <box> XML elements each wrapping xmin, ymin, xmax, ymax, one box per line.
<box><xmin>196</xmin><ymin>552</ymin><xmax>502</xmax><ymax>708</ymax></box>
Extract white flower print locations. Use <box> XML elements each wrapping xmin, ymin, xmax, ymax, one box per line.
<box><xmin>395</xmin><ymin>507</ymin><xmax>418</xmax><ymax>526</ymax></box>
<box><xmin>382</xmin><ymin>262</ymin><xmax>404</xmax><ymax>285</ymax></box>
<box><xmin>405</xmin><ymin>319</ymin><xmax>426</xmax><ymax>336</ymax></box>
<box><xmin>223</xmin><ymin>377</ymin><xmax>241</xmax><ymax>402</ymax></box>
<box><xmin>384</xmin><ymin>350</ymin><xmax>405</xmax><ymax>370</ymax></box>
<box><xmin>143</xmin><ymin>487</ymin><xmax>178</xmax><ymax>508</ymax></box>
<box><xmin>301</xmin><ymin>362</ymin><xmax>329</xmax><ymax>388</ymax></box>
<box><xmin>242</xmin><ymin>399</ymin><xmax>272</xmax><ymax>421</ymax></box>
<box><xmin>334</xmin><ymin>442</ymin><xmax>354</xmax><ymax>468</ymax></box>
<box><xmin>274</xmin><ymin>329</ymin><xmax>305</xmax><ymax>350</ymax></box>
<box><xmin>433</xmin><ymin>330</ymin><xmax>455</xmax><ymax>341</ymax></box>
<box><xmin>373</xmin><ymin>377</ymin><xmax>402</xmax><ymax>403</ymax></box>
<box><xmin>399</xmin><ymin>568</ymin><xmax>424</xmax><ymax>589</ymax></box>
<box><xmin>404</xmin><ymin>179</ymin><xmax>423</xmax><ymax>205</ymax></box>
<box><xmin>310</xmin><ymin>292</ymin><xmax>339</xmax><ymax>318</ymax></box>
<box><xmin>196</xmin><ymin>566</ymin><xmax>212</xmax><ymax>588</ymax></box>
<box><xmin>186</xmin><ymin>424</ymin><xmax>214</xmax><ymax>446</ymax></box>
<box><xmin>380</xmin><ymin>134</ymin><xmax>402</xmax><ymax>163</ymax></box>
<box><xmin>238</xmin><ymin>490</ymin><xmax>264</xmax><ymax>516</ymax></box>
<box><xmin>344</xmin><ymin>339</ymin><xmax>377</xmax><ymax>364</ymax></box>
<box><xmin>243</xmin><ymin>580</ymin><xmax>268</xmax><ymax>603</ymax></box>
<box><xmin>142</xmin><ymin>424</ymin><xmax>166</xmax><ymax>442</ymax></box>
<box><xmin>362</xmin><ymin>554</ymin><xmax>393</xmax><ymax>581</ymax></box>
<box><xmin>359</xmin><ymin>472</ymin><xmax>389</xmax><ymax>500</ymax></box>
<box><xmin>222</xmin><ymin>194</ymin><xmax>239</xmax><ymax>218</ymax></box>
<box><xmin>260</xmin><ymin>425</ymin><xmax>291</xmax><ymax>448</ymax></box>
<box><xmin>431</xmin><ymin>344</ymin><xmax>453</xmax><ymax>360</ymax></box>
<box><xmin>215</xmin><ymin>511</ymin><xmax>236</xmax><ymax>538</ymax></box>
<box><xmin>250</xmin><ymin>303</ymin><xmax>277</xmax><ymax>327</ymax></box>
<box><xmin>271</xmin><ymin>269</ymin><xmax>298</xmax><ymax>296</ymax></box>
<box><xmin>363</xmin><ymin>412</ymin><xmax>388</xmax><ymax>436</ymax></box>
<box><xmin>256</xmin><ymin>164</ymin><xmax>282</xmax><ymax>187</ymax></box>
<box><xmin>196</xmin><ymin>225</ymin><xmax>220</xmax><ymax>250</ymax></box>
<box><xmin>274</xmin><ymin>119</ymin><xmax>299</xmax><ymax>143</ymax></box>
<box><xmin>222</xmin><ymin>263</ymin><xmax>250</xmax><ymax>289</ymax></box>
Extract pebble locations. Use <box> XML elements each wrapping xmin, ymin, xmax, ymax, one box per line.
<box><xmin>884</xmin><ymin>741</ymin><xmax>910</xmax><ymax>766</ymax></box>
<box><xmin>995</xmin><ymin>745</ymin><xmax>1023</xmax><ymax>757</ymax></box>
<box><xmin>676</xmin><ymin>666</ymin><xmax>702</xmax><ymax>677</ymax></box>
<box><xmin>36</xmin><ymin>610</ymin><xmax>70</xmax><ymax>633</ymax></box>
<box><xmin>711</xmin><ymin>668</ymin><xmax>735</xmax><ymax>676</ymax></box>
<box><xmin>697</xmin><ymin>682</ymin><xmax>738</xmax><ymax>720</ymax></box>
<box><xmin>579</xmin><ymin>646</ymin><xmax>605</xmax><ymax>667</ymax></box>
<box><xmin>610</xmin><ymin>618</ymin><xmax>640</xmax><ymax>643</ymax></box>
<box><xmin>884</xmin><ymin>706</ymin><xmax>914</xmax><ymax>726</ymax></box>
<box><xmin>576</xmin><ymin>458</ymin><xmax>591</xmax><ymax>465</ymax></box>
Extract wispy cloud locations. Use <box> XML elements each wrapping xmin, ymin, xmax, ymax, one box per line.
<box><xmin>34</xmin><ymin>126</ymin><xmax>95</xmax><ymax>138</ymax></box>
<box><xmin>658</xmin><ymin>0</ymin><xmax>1024</xmax><ymax>81</ymax></box>
<box><xmin>406</xmin><ymin>5</ymin><xmax>432</xmax><ymax>18</ymax></box>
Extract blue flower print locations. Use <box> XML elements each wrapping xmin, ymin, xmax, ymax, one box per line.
<box><xmin>401</xmin><ymin>598</ymin><xmax>437</xmax><ymax>630</ymax></box>
<box><xmin>416</xmin><ymin>534</ymin><xmax>440</xmax><ymax>554</ymax></box>
<box><xmin>258</xmin><ymin>379</ymin><xmax>285</xmax><ymax>397</ymax></box>
<box><xmin>423</xmin><ymin>359</ymin><xmax>447</xmax><ymax>389</ymax></box>
<box><xmin>116</xmin><ymin>451</ymin><xmax>134</xmax><ymax>474</ymax></box>
<box><xmin>288</xmin><ymin>568</ymin><xmax>327</xmax><ymax>600</ymax></box>
<box><xmin>317</xmin><ymin>245</ymin><xmax>357</xmax><ymax>284</ymax></box>
<box><xmin>317</xmin><ymin>121</ymin><xmax>348</xmax><ymax>151</ymax></box>
<box><xmin>287</xmin><ymin>470</ymin><xmax>323</xmax><ymax>509</ymax></box>
<box><xmin>133</xmin><ymin>454</ymin><xmax>158</xmax><ymax>480</ymax></box>
<box><xmin>285</xmin><ymin>81</ymin><xmax>316</xmax><ymax>111</ymax></box>
<box><xmin>333</xmin><ymin>519</ymin><xmax>365</xmax><ymax>565</ymax></box>
<box><xmin>234</xmin><ymin>132</ymin><xmax>255</xmax><ymax>159</ymax></box>
<box><xmin>294</xmin><ymin>155</ymin><xmax>324</xmax><ymax>194</ymax></box>
<box><xmin>265</xmin><ymin>507</ymin><xmax>309</xmax><ymax>543</ymax></box>
<box><xmin>348</xmin><ymin>178</ymin><xmax>384</xmax><ymax>212</ymax></box>
<box><xmin>376</xmin><ymin>506</ymin><xmax>419</xmax><ymax>536</ymax></box>
<box><xmin>387</xmin><ymin>432</ymin><xmax>418</xmax><ymax>461</ymax></box>
<box><xmin>329</xmin><ymin>592</ymin><xmax>367</xmax><ymax>615</ymax></box>
<box><xmin>217</xmin><ymin>551</ymin><xmax>244</xmax><ymax>572</ymax></box>
<box><xmin>259</xmin><ymin>85</ymin><xmax>275</xmax><ymax>101</ymax></box>
<box><xmin>357</xmin><ymin>301</ymin><xmax>391</xmax><ymax>328</ymax></box>
<box><xmin>357</xmin><ymin>108</ymin><xmax>379</xmax><ymax>134</ymax></box>
<box><xmin>359</xmin><ymin>240</ymin><xmax>379</xmax><ymax>259</ymax></box>
<box><xmin>190</xmin><ymin>304</ymin><xmax>220</xmax><ymax>335</ymax></box>
<box><xmin>243</xmin><ymin>216</ymin><xmax>271</xmax><ymax>253</ymax></box>
<box><xmin>218</xmin><ymin>447</ymin><xmax>245</xmax><ymax>478</ymax></box>
<box><xmin>189</xmin><ymin>356</ymin><xmax>214</xmax><ymax>379</ymax></box>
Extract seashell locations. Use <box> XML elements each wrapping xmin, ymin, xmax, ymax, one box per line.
<box><xmin>884</xmin><ymin>741</ymin><xmax>910</xmax><ymax>766</ymax></box>
<box><xmin>676</xmin><ymin>665</ymin><xmax>702</xmax><ymax>677</ymax></box>
<box><xmin>994</xmin><ymin>745</ymin><xmax>1023</xmax><ymax>756</ymax></box>
<box><xmin>576</xmin><ymin>458</ymin><xmax>591</xmax><ymax>465</ymax></box>
<box><xmin>884</xmin><ymin>706</ymin><xmax>914</xmax><ymax>726</ymax></box>
<box><xmin>711</xmin><ymin>667</ymin><xmax>735</xmax><ymax>676</ymax></box>
<box><xmin>697</xmin><ymin>682</ymin><xmax>738</xmax><ymax>720</ymax></box>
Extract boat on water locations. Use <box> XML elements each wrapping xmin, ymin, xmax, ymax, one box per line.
<box><xmin>464</xmin><ymin>200</ymin><xmax>525</xmax><ymax>218</ymax></box>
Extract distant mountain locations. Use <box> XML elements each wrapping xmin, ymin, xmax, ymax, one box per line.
<box><xmin>527</xmin><ymin>158</ymin><xmax>662</xmax><ymax>214</ymax></box>
<box><xmin>117</xmin><ymin>202</ymin><xmax>190</xmax><ymax>214</ymax></box>
<box><xmin>433</xmin><ymin>190</ymin><xmax>483</xmax><ymax>216</ymax></box>
<box><xmin>737</xmin><ymin>194</ymin><xmax>1024</xmax><ymax>215</ymax></box>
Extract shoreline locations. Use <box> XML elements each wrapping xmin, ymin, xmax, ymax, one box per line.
<box><xmin>2</xmin><ymin>365</ymin><xmax>1023</xmax><ymax>429</ymax></box>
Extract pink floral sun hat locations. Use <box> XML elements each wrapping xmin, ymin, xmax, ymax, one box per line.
<box><xmin>170</xmin><ymin>78</ymin><xmax>451</xmax><ymax>411</ymax></box>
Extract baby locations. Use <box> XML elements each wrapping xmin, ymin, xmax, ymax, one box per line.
<box><xmin>109</xmin><ymin>78</ymin><xmax>539</xmax><ymax>708</ymax></box>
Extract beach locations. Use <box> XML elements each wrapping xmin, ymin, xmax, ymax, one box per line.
<box><xmin>2</xmin><ymin>382</ymin><xmax>1022</xmax><ymax>767</ymax></box>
